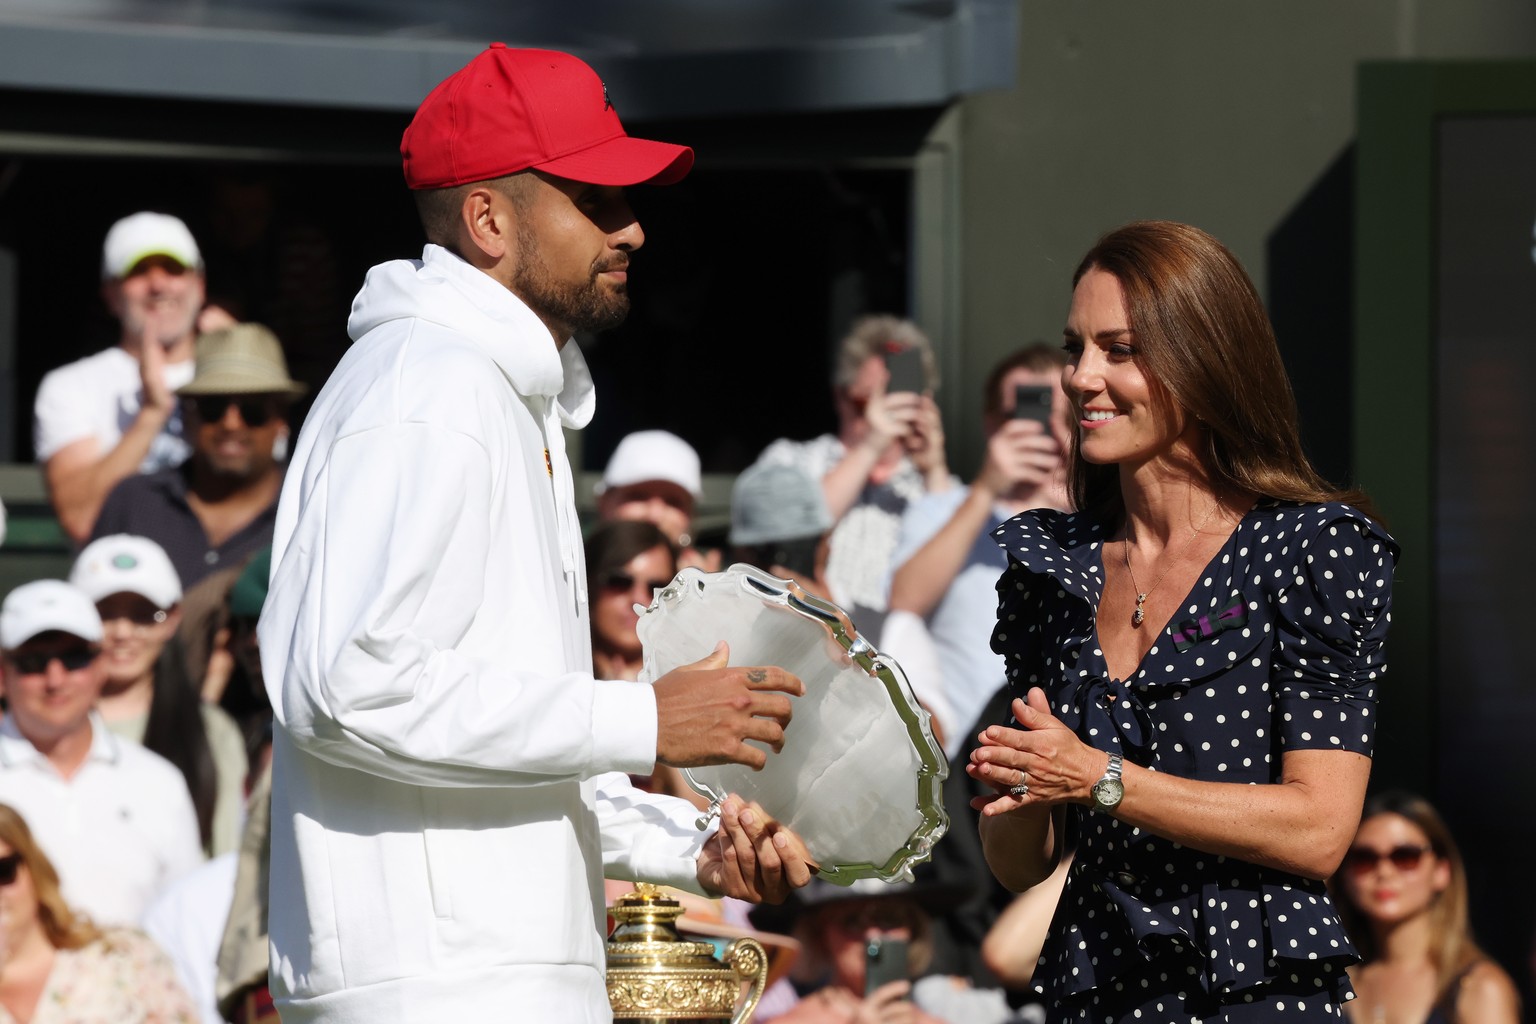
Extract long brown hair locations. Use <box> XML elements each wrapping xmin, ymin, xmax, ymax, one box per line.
<box><xmin>1067</xmin><ymin>221</ymin><xmax>1373</xmax><ymax>526</ymax></box>
<box><xmin>0</xmin><ymin>803</ymin><xmax>101</xmax><ymax>950</ymax></box>
<box><xmin>1333</xmin><ymin>791</ymin><xmax>1484</xmax><ymax>1005</ymax></box>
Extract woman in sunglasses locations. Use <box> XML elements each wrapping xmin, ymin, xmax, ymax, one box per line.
<box><xmin>585</xmin><ymin>519</ymin><xmax>679</xmax><ymax>684</ymax></box>
<box><xmin>0</xmin><ymin>803</ymin><xmax>197</xmax><ymax>1023</ymax></box>
<box><xmin>1333</xmin><ymin>792</ymin><xmax>1519</xmax><ymax>1024</ymax></box>
<box><xmin>69</xmin><ymin>535</ymin><xmax>248</xmax><ymax>858</ymax></box>
<box><xmin>583</xmin><ymin>520</ymin><xmax>706</xmax><ymax>808</ymax></box>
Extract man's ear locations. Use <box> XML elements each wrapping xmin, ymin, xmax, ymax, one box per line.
<box><xmin>458</xmin><ymin>186</ymin><xmax>515</xmax><ymax>265</ymax></box>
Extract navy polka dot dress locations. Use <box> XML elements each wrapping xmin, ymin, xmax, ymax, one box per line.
<box><xmin>990</xmin><ymin>501</ymin><xmax>1398</xmax><ymax>1022</ymax></box>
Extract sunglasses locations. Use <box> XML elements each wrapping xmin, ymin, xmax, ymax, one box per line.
<box><xmin>601</xmin><ymin>571</ymin><xmax>672</xmax><ymax>594</ymax></box>
<box><xmin>0</xmin><ymin>852</ymin><xmax>20</xmax><ymax>886</ymax></box>
<box><xmin>185</xmin><ymin>395</ymin><xmax>279</xmax><ymax>427</ymax></box>
<box><xmin>97</xmin><ymin>602</ymin><xmax>169</xmax><ymax>630</ymax></box>
<box><xmin>1343</xmin><ymin>844</ymin><xmax>1433</xmax><ymax>874</ymax></box>
<box><xmin>8</xmin><ymin>647</ymin><xmax>98</xmax><ymax>675</ymax></box>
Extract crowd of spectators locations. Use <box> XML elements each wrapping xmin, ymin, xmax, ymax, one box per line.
<box><xmin>0</xmin><ymin>208</ymin><xmax>1525</xmax><ymax>1024</ymax></box>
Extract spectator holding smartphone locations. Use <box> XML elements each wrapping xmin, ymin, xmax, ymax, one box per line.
<box><xmin>748</xmin><ymin>316</ymin><xmax>954</xmax><ymax>618</ymax></box>
<box><xmin>885</xmin><ymin>345</ymin><xmax>1070</xmax><ymax>753</ymax></box>
<box><xmin>753</xmin><ymin>879</ymin><xmax>954</xmax><ymax>1024</ymax></box>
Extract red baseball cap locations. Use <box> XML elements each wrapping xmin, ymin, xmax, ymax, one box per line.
<box><xmin>402</xmin><ymin>44</ymin><xmax>694</xmax><ymax>190</ymax></box>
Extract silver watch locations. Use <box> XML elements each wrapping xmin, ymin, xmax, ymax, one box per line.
<box><xmin>1090</xmin><ymin>752</ymin><xmax>1124</xmax><ymax>813</ymax></box>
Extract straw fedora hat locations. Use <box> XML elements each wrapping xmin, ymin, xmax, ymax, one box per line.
<box><xmin>178</xmin><ymin>323</ymin><xmax>307</xmax><ymax>397</ymax></box>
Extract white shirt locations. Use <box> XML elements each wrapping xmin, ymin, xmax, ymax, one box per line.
<box><xmin>751</xmin><ymin>434</ymin><xmax>949</xmax><ymax>613</ymax></box>
<box><xmin>887</xmin><ymin>487</ymin><xmax>1014</xmax><ymax>752</ymax></box>
<box><xmin>0</xmin><ymin>712</ymin><xmax>203</xmax><ymax>925</ymax></box>
<box><xmin>33</xmin><ymin>346</ymin><xmax>195</xmax><ymax>468</ymax></box>
<box><xmin>142</xmin><ymin>852</ymin><xmax>239</xmax><ymax>1024</ymax></box>
<box><xmin>261</xmin><ymin>245</ymin><xmax>707</xmax><ymax>1024</ymax></box>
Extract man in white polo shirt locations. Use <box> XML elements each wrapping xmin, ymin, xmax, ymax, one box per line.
<box><xmin>0</xmin><ymin>579</ymin><xmax>202</xmax><ymax>924</ymax></box>
<box><xmin>34</xmin><ymin>212</ymin><xmax>233</xmax><ymax>542</ymax></box>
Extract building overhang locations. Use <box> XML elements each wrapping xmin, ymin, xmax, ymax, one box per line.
<box><xmin>0</xmin><ymin>0</ymin><xmax>1018</xmax><ymax>120</ymax></box>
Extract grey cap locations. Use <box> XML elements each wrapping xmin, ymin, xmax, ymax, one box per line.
<box><xmin>729</xmin><ymin>463</ymin><xmax>832</xmax><ymax>546</ymax></box>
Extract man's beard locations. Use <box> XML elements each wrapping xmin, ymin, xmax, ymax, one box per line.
<box><xmin>512</xmin><ymin>221</ymin><xmax>630</xmax><ymax>336</ymax></box>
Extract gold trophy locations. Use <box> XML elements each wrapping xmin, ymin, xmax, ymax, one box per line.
<box><xmin>605</xmin><ymin>884</ymin><xmax>767</xmax><ymax>1023</ymax></box>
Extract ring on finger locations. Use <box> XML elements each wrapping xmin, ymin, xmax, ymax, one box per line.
<box><xmin>1008</xmin><ymin>773</ymin><xmax>1029</xmax><ymax>798</ymax></box>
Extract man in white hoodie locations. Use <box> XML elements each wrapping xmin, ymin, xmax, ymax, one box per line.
<box><xmin>259</xmin><ymin>45</ymin><xmax>812</xmax><ymax>1023</ymax></box>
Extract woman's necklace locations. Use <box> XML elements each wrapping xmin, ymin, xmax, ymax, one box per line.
<box><xmin>1122</xmin><ymin>501</ymin><xmax>1221</xmax><ymax>627</ymax></box>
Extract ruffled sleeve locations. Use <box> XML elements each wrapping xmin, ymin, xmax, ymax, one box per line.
<box><xmin>990</xmin><ymin>510</ymin><xmax>1107</xmax><ymax>727</ymax></box>
<box><xmin>1271</xmin><ymin>506</ymin><xmax>1398</xmax><ymax>755</ymax></box>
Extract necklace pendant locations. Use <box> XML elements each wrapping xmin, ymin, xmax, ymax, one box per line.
<box><xmin>1132</xmin><ymin>595</ymin><xmax>1147</xmax><ymax>626</ymax></box>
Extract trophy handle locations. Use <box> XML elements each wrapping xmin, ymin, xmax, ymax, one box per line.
<box><xmin>725</xmin><ymin>937</ymin><xmax>768</xmax><ymax>1024</ymax></box>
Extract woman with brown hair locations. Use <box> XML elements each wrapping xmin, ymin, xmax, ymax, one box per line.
<box><xmin>583</xmin><ymin>519</ymin><xmax>708</xmax><ymax>809</ymax></box>
<box><xmin>1333</xmin><ymin>792</ymin><xmax>1519</xmax><ymax>1023</ymax></box>
<box><xmin>968</xmin><ymin>221</ymin><xmax>1399</xmax><ymax>1020</ymax></box>
<box><xmin>0</xmin><ymin>803</ymin><xmax>197</xmax><ymax>1023</ymax></box>
<box><xmin>585</xmin><ymin>519</ymin><xmax>678</xmax><ymax>683</ymax></box>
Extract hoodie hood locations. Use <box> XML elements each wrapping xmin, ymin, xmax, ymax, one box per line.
<box><xmin>347</xmin><ymin>244</ymin><xmax>595</xmax><ymax>429</ymax></box>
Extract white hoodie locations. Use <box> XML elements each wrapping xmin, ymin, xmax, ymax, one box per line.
<box><xmin>260</xmin><ymin>245</ymin><xmax>708</xmax><ymax>1023</ymax></box>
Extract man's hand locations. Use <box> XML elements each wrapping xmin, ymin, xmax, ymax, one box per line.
<box><xmin>138</xmin><ymin>324</ymin><xmax>176</xmax><ymax>426</ymax></box>
<box><xmin>860</xmin><ymin>389</ymin><xmax>922</xmax><ymax>455</ymax></box>
<box><xmin>653</xmin><ymin>642</ymin><xmax>804</xmax><ymax>769</ymax></box>
<box><xmin>197</xmin><ymin>303</ymin><xmax>238</xmax><ymax>333</ymax></box>
<box><xmin>973</xmin><ymin>419</ymin><xmax>1063</xmax><ymax>498</ymax></box>
<box><xmin>696</xmin><ymin>795</ymin><xmax>814</xmax><ymax>903</ymax></box>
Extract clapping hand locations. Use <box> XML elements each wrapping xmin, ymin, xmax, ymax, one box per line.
<box><xmin>967</xmin><ymin>687</ymin><xmax>1096</xmax><ymax>815</ymax></box>
<box><xmin>138</xmin><ymin>323</ymin><xmax>176</xmax><ymax>425</ymax></box>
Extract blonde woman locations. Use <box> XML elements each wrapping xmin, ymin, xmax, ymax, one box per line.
<box><xmin>1334</xmin><ymin>792</ymin><xmax>1520</xmax><ymax>1024</ymax></box>
<box><xmin>0</xmin><ymin>804</ymin><xmax>196</xmax><ymax>1024</ymax></box>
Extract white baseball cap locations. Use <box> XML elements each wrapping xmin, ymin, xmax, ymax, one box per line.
<box><xmin>596</xmin><ymin>430</ymin><xmax>703</xmax><ymax>500</ymax></box>
<box><xmin>70</xmin><ymin>535</ymin><xmax>184</xmax><ymax>610</ymax></box>
<box><xmin>101</xmin><ymin>212</ymin><xmax>203</xmax><ymax>281</ymax></box>
<box><xmin>0</xmin><ymin>580</ymin><xmax>104</xmax><ymax>650</ymax></box>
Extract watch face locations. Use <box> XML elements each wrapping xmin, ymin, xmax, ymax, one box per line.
<box><xmin>1092</xmin><ymin>777</ymin><xmax>1125</xmax><ymax>810</ymax></box>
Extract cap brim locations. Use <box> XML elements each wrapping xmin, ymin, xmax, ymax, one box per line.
<box><xmin>536</xmin><ymin>135</ymin><xmax>694</xmax><ymax>186</ymax></box>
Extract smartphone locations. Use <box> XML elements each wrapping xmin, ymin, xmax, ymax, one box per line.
<box><xmin>884</xmin><ymin>346</ymin><xmax>926</xmax><ymax>396</ymax></box>
<box><xmin>864</xmin><ymin>935</ymin><xmax>909</xmax><ymax>995</ymax></box>
<box><xmin>1011</xmin><ymin>383</ymin><xmax>1053</xmax><ymax>425</ymax></box>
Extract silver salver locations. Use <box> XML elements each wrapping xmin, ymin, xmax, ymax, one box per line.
<box><xmin>637</xmin><ymin>564</ymin><xmax>948</xmax><ymax>884</ymax></box>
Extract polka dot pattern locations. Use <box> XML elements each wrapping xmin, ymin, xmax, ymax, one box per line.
<box><xmin>987</xmin><ymin>501</ymin><xmax>1399</xmax><ymax>1019</ymax></box>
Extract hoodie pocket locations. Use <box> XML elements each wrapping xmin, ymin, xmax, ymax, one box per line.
<box><xmin>419</xmin><ymin>792</ymin><xmax>455</xmax><ymax>920</ymax></box>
